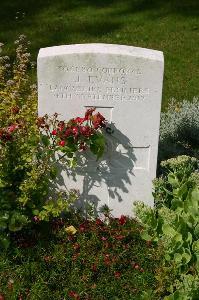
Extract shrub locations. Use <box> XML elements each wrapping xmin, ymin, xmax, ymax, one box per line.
<box><xmin>0</xmin><ymin>36</ymin><xmax>106</xmax><ymax>249</ymax></box>
<box><xmin>159</xmin><ymin>98</ymin><xmax>199</xmax><ymax>163</ymax></box>
<box><xmin>135</xmin><ymin>155</ymin><xmax>199</xmax><ymax>299</ymax></box>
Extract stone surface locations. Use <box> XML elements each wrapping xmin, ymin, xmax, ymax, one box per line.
<box><xmin>37</xmin><ymin>43</ymin><xmax>164</xmax><ymax>217</ymax></box>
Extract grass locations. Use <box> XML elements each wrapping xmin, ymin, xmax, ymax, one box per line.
<box><xmin>0</xmin><ymin>215</ymin><xmax>161</xmax><ymax>300</ymax></box>
<box><xmin>0</xmin><ymin>0</ymin><xmax>198</xmax><ymax>108</ymax></box>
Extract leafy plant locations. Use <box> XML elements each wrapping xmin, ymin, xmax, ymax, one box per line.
<box><xmin>135</xmin><ymin>155</ymin><xmax>199</xmax><ymax>299</ymax></box>
<box><xmin>0</xmin><ymin>36</ymin><xmax>106</xmax><ymax>249</ymax></box>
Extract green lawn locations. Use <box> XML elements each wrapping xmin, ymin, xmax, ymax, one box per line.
<box><xmin>0</xmin><ymin>0</ymin><xmax>198</xmax><ymax>107</ymax></box>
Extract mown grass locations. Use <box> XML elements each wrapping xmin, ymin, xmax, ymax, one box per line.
<box><xmin>0</xmin><ymin>0</ymin><xmax>198</xmax><ymax>108</ymax></box>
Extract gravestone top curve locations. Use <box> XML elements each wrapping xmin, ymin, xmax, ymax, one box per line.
<box><xmin>37</xmin><ymin>43</ymin><xmax>164</xmax><ymax>217</ymax></box>
<box><xmin>38</xmin><ymin>43</ymin><xmax>163</xmax><ymax>62</ymax></box>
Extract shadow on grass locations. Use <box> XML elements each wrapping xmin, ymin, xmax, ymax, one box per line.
<box><xmin>0</xmin><ymin>0</ymin><xmax>198</xmax><ymax>105</ymax></box>
<box><xmin>121</xmin><ymin>0</ymin><xmax>199</xmax><ymax>17</ymax></box>
<box><xmin>0</xmin><ymin>0</ymin><xmax>199</xmax><ymax>17</ymax></box>
<box><xmin>0</xmin><ymin>0</ymin><xmax>198</xmax><ymax>47</ymax></box>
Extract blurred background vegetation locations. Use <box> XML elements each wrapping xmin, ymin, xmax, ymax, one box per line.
<box><xmin>0</xmin><ymin>0</ymin><xmax>198</xmax><ymax>108</ymax></box>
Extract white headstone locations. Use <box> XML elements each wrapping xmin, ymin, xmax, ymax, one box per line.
<box><xmin>37</xmin><ymin>44</ymin><xmax>164</xmax><ymax>217</ymax></box>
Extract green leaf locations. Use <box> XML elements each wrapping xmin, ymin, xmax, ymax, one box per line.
<box><xmin>141</xmin><ymin>231</ymin><xmax>152</xmax><ymax>241</ymax></box>
<box><xmin>175</xmin><ymin>233</ymin><xmax>183</xmax><ymax>243</ymax></box>
<box><xmin>29</xmin><ymin>135</ymin><xmax>39</xmax><ymax>146</ymax></box>
<box><xmin>178</xmin><ymin>183</ymin><xmax>188</xmax><ymax>199</ymax></box>
<box><xmin>41</xmin><ymin>134</ymin><xmax>50</xmax><ymax>147</ymax></box>
<box><xmin>162</xmin><ymin>224</ymin><xmax>177</xmax><ymax>237</ymax></box>
<box><xmin>182</xmin><ymin>251</ymin><xmax>191</xmax><ymax>264</ymax></box>
<box><xmin>185</xmin><ymin>188</ymin><xmax>199</xmax><ymax>215</ymax></box>
<box><xmin>171</xmin><ymin>198</ymin><xmax>183</xmax><ymax>210</ymax></box>
<box><xmin>174</xmin><ymin>252</ymin><xmax>182</xmax><ymax>263</ymax></box>
<box><xmin>8</xmin><ymin>213</ymin><xmax>28</xmax><ymax>232</ymax></box>
<box><xmin>0</xmin><ymin>212</ymin><xmax>9</xmax><ymax>229</ymax></box>
<box><xmin>168</xmin><ymin>173</ymin><xmax>179</xmax><ymax>187</ymax></box>
<box><xmin>192</xmin><ymin>240</ymin><xmax>199</xmax><ymax>253</ymax></box>
<box><xmin>0</xmin><ymin>236</ymin><xmax>10</xmax><ymax>250</ymax></box>
<box><xmin>191</xmin><ymin>187</ymin><xmax>199</xmax><ymax>202</ymax></box>
<box><xmin>90</xmin><ymin>133</ymin><xmax>105</xmax><ymax>160</ymax></box>
<box><xmin>32</xmin><ymin>209</ymin><xmax>39</xmax><ymax>215</ymax></box>
<box><xmin>26</xmin><ymin>157</ymin><xmax>32</xmax><ymax>163</ymax></box>
<box><xmin>194</xmin><ymin>224</ymin><xmax>199</xmax><ymax>239</ymax></box>
<box><xmin>164</xmin><ymin>253</ymin><xmax>171</xmax><ymax>261</ymax></box>
<box><xmin>195</xmin><ymin>254</ymin><xmax>199</xmax><ymax>271</ymax></box>
<box><xmin>186</xmin><ymin>232</ymin><xmax>192</xmax><ymax>244</ymax></box>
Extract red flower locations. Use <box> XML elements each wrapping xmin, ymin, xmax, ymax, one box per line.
<box><xmin>72</xmin><ymin>126</ymin><xmax>79</xmax><ymax>136</ymax></box>
<box><xmin>79</xmin><ymin>223</ymin><xmax>87</xmax><ymax>232</ymax></box>
<box><xmin>7</xmin><ymin>124</ymin><xmax>18</xmax><ymax>133</ymax></box>
<box><xmin>118</xmin><ymin>215</ymin><xmax>127</xmax><ymax>225</ymax></box>
<box><xmin>85</xmin><ymin>107</ymin><xmax>96</xmax><ymax>120</ymax></box>
<box><xmin>123</xmin><ymin>244</ymin><xmax>130</xmax><ymax>250</ymax></box>
<box><xmin>133</xmin><ymin>263</ymin><xmax>140</xmax><ymax>270</ymax></box>
<box><xmin>92</xmin><ymin>112</ymin><xmax>106</xmax><ymax>129</ymax></box>
<box><xmin>43</xmin><ymin>256</ymin><xmax>53</xmax><ymax>262</ymax></box>
<box><xmin>140</xmin><ymin>268</ymin><xmax>144</xmax><ymax>273</ymax></box>
<box><xmin>11</xmin><ymin>106</ymin><xmax>20</xmax><ymax>114</ymax></box>
<box><xmin>0</xmin><ymin>129</ymin><xmax>12</xmax><ymax>142</ymax></box>
<box><xmin>37</xmin><ymin>117</ymin><xmax>45</xmax><ymax>128</ymax></box>
<box><xmin>72</xmin><ymin>243</ymin><xmax>80</xmax><ymax>251</ymax></box>
<box><xmin>74</xmin><ymin>117</ymin><xmax>85</xmax><ymax>124</ymax></box>
<box><xmin>101</xmin><ymin>236</ymin><xmax>107</xmax><ymax>241</ymax></box>
<box><xmin>91</xmin><ymin>264</ymin><xmax>97</xmax><ymax>272</ymax></box>
<box><xmin>72</xmin><ymin>253</ymin><xmax>80</xmax><ymax>261</ymax></box>
<box><xmin>68</xmin><ymin>291</ymin><xmax>80</xmax><ymax>299</ymax></box>
<box><xmin>68</xmin><ymin>235</ymin><xmax>74</xmax><ymax>242</ymax></box>
<box><xmin>96</xmin><ymin>218</ymin><xmax>103</xmax><ymax>226</ymax></box>
<box><xmin>51</xmin><ymin>129</ymin><xmax>57</xmax><ymax>135</ymax></box>
<box><xmin>58</xmin><ymin>127</ymin><xmax>64</xmax><ymax>132</ymax></box>
<box><xmin>104</xmin><ymin>254</ymin><xmax>111</xmax><ymax>266</ymax></box>
<box><xmin>114</xmin><ymin>235</ymin><xmax>125</xmax><ymax>240</ymax></box>
<box><xmin>80</xmin><ymin>125</ymin><xmax>92</xmax><ymax>137</ymax></box>
<box><xmin>114</xmin><ymin>271</ymin><xmax>121</xmax><ymax>278</ymax></box>
<box><xmin>32</xmin><ymin>216</ymin><xmax>40</xmax><ymax>223</ymax></box>
<box><xmin>59</xmin><ymin>140</ymin><xmax>65</xmax><ymax>147</ymax></box>
<box><xmin>64</xmin><ymin>128</ymin><xmax>72</xmax><ymax>137</ymax></box>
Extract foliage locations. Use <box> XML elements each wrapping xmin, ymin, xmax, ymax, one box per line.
<box><xmin>159</xmin><ymin>98</ymin><xmax>199</xmax><ymax>163</ymax></box>
<box><xmin>0</xmin><ymin>214</ymin><xmax>160</xmax><ymax>300</ymax></box>
<box><xmin>0</xmin><ymin>36</ymin><xmax>106</xmax><ymax>249</ymax></box>
<box><xmin>135</xmin><ymin>155</ymin><xmax>199</xmax><ymax>299</ymax></box>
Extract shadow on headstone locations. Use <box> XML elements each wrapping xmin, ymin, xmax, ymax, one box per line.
<box><xmin>51</xmin><ymin>124</ymin><xmax>136</xmax><ymax>217</ymax></box>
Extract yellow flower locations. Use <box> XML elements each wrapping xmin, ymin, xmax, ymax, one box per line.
<box><xmin>175</xmin><ymin>105</ymin><xmax>180</xmax><ymax>112</ymax></box>
<box><xmin>65</xmin><ymin>225</ymin><xmax>77</xmax><ymax>235</ymax></box>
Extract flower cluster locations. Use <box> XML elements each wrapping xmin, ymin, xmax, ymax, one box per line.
<box><xmin>0</xmin><ymin>123</ymin><xmax>21</xmax><ymax>143</ymax></box>
<box><xmin>0</xmin><ymin>104</ymin><xmax>23</xmax><ymax>143</ymax></box>
<box><xmin>37</xmin><ymin>108</ymin><xmax>106</xmax><ymax>159</ymax></box>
